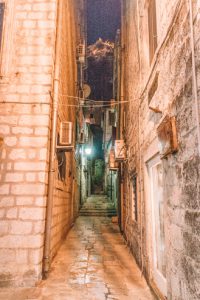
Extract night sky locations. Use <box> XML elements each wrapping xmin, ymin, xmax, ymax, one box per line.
<box><xmin>87</xmin><ymin>0</ymin><xmax>121</xmax><ymax>45</ymax></box>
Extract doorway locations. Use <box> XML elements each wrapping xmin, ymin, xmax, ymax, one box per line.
<box><xmin>147</xmin><ymin>155</ymin><xmax>167</xmax><ymax>296</ymax></box>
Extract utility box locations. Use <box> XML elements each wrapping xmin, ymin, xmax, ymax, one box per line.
<box><xmin>115</xmin><ymin>140</ymin><xmax>126</xmax><ymax>161</ymax></box>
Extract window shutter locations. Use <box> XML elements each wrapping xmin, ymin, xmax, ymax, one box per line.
<box><xmin>109</xmin><ymin>111</ymin><xmax>115</xmax><ymax>126</ymax></box>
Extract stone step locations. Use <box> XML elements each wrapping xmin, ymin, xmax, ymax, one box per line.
<box><xmin>80</xmin><ymin>211</ymin><xmax>117</xmax><ymax>215</ymax></box>
<box><xmin>79</xmin><ymin>211</ymin><xmax>117</xmax><ymax>216</ymax></box>
<box><xmin>79</xmin><ymin>207</ymin><xmax>117</xmax><ymax>216</ymax></box>
<box><xmin>79</xmin><ymin>196</ymin><xmax>117</xmax><ymax>217</ymax></box>
<box><xmin>80</xmin><ymin>208</ymin><xmax>116</xmax><ymax>210</ymax></box>
<box><xmin>80</xmin><ymin>207</ymin><xmax>116</xmax><ymax>210</ymax></box>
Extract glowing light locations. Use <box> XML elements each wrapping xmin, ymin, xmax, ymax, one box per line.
<box><xmin>85</xmin><ymin>148</ymin><xmax>92</xmax><ymax>155</ymax></box>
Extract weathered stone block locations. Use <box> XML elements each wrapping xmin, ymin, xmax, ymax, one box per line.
<box><xmin>11</xmin><ymin>184</ymin><xmax>46</xmax><ymax>196</ymax></box>
<box><xmin>5</xmin><ymin>173</ymin><xmax>24</xmax><ymax>182</ymax></box>
<box><xmin>19</xmin><ymin>115</ymin><xmax>49</xmax><ymax>126</ymax></box>
<box><xmin>15</xmin><ymin>249</ymin><xmax>28</xmax><ymax>265</ymax></box>
<box><xmin>0</xmin><ymin>125</ymin><xmax>10</xmax><ymax>135</ymax></box>
<box><xmin>25</xmin><ymin>173</ymin><xmax>36</xmax><ymax>182</ymax></box>
<box><xmin>6</xmin><ymin>208</ymin><xmax>18</xmax><ymax>219</ymax></box>
<box><xmin>0</xmin><ymin>197</ymin><xmax>15</xmax><ymax>208</ymax></box>
<box><xmin>0</xmin><ymin>221</ymin><xmax>9</xmax><ymax>236</ymax></box>
<box><xmin>4</xmin><ymin>137</ymin><xmax>17</xmax><ymax>147</ymax></box>
<box><xmin>0</xmin><ymin>235</ymin><xmax>43</xmax><ymax>249</ymax></box>
<box><xmin>14</xmin><ymin>162</ymin><xmax>46</xmax><ymax>171</ymax></box>
<box><xmin>9</xmin><ymin>149</ymin><xmax>27</xmax><ymax>160</ymax></box>
<box><xmin>10</xmin><ymin>221</ymin><xmax>32</xmax><ymax>235</ymax></box>
<box><xmin>0</xmin><ymin>185</ymin><xmax>10</xmax><ymax>195</ymax></box>
<box><xmin>19</xmin><ymin>207</ymin><xmax>45</xmax><ymax>221</ymax></box>
<box><xmin>16</xmin><ymin>197</ymin><xmax>34</xmax><ymax>206</ymax></box>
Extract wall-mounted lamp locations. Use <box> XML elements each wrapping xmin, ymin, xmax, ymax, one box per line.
<box><xmin>85</xmin><ymin>147</ymin><xmax>92</xmax><ymax>155</ymax></box>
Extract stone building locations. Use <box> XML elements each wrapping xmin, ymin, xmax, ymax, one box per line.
<box><xmin>117</xmin><ymin>0</ymin><xmax>200</xmax><ymax>299</ymax></box>
<box><xmin>0</xmin><ymin>0</ymin><xmax>84</xmax><ymax>287</ymax></box>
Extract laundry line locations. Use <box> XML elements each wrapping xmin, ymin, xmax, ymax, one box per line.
<box><xmin>52</xmin><ymin>92</ymin><xmax>140</xmax><ymax>105</ymax></box>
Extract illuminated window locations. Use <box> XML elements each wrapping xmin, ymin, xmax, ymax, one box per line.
<box><xmin>148</xmin><ymin>0</ymin><xmax>157</xmax><ymax>63</ymax></box>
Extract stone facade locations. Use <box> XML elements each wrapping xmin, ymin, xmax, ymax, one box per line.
<box><xmin>120</xmin><ymin>0</ymin><xmax>200</xmax><ymax>299</ymax></box>
<box><xmin>0</xmin><ymin>0</ymin><xmax>81</xmax><ymax>287</ymax></box>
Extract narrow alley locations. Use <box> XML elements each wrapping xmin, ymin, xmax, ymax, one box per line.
<box><xmin>0</xmin><ymin>201</ymin><xmax>154</xmax><ymax>299</ymax></box>
<box><xmin>0</xmin><ymin>0</ymin><xmax>200</xmax><ymax>300</ymax></box>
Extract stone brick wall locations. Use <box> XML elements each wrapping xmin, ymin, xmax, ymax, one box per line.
<box><xmin>0</xmin><ymin>0</ymin><xmax>80</xmax><ymax>287</ymax></box>
<box><xmin>121</xmin><ymin>0</ymin><xmax>200</xmax><ymax>299</ymax></box>
<box><xmin>50</xmin><ymin>0</ymin><xmax>79</xmax><ymax>261</ymax></box>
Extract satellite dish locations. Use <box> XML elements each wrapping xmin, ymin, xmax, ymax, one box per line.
<box><xmin>83</xmin><ymin>84</ymin><xmax>91</xmax><ymax>98</ymax></box>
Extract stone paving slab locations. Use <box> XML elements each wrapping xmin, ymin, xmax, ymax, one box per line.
<box><xmin>0</xmin><ymin>216</ymin><xmax>155</xmax><ymax>300</ymax></box>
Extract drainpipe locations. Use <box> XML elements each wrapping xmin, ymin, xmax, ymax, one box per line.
<box><xmin>43</xmin><ymin>0</ymin><xmax>62</xmax><ymax>278</ymax></box>
<box><xmin>189</xmin><ymin>0</ymin><xmax>200</xmax><ymax>155</ymax></box>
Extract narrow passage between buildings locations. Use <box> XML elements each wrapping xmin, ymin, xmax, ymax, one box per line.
<box><xmin>0</xmin><ymin>197</ymin><xmax>154</xmax><ymax>300</ymax></box>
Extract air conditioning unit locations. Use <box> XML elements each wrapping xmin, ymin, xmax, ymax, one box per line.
<box><xmin>115</xmin><ymin>140</ymin><xmax>126</xmax><ymax>161</ymax></box>
<box><xmin>77</xmin><ymin>43</ymin><xmax>85</xmax><ymax>64</ymax></box>
<box><xmin>59</xmin><ymin>122</ymin><xmax>72</xmax><ymax>145</ymax></box>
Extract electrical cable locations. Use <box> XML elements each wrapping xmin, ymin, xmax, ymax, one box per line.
<box><xmin>0</xmin><ymin>100</ymin><xmax>135</xmax><ymax>108</ymax></box>
<box><xmin>51</xmin><ymin>92</ymin><xmax>140</xmax><ymax>104</ymax></box>
<box><xmin>0</xmin><ymin>94</ymin><xmax>139</xmax><ymax>108</ymax></box>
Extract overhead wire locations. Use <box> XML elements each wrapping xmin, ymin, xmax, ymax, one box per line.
<box><xmin>58</xmin><ymin>101</ymin><xmax>130</xmax><ymax>107</ymax></box>
<box><xmin>53</xmin><ymin>92</ymin><xmax>140</xmax><ymax>108</ymax></box>
<box><xmin>0</xmin><ymin>93</ymin><xmax>139</xmax><ymax>108</ymax></box>
<box><xmin>51</xmin><ymin>92</ymin><xmax>140</xmax><ymax>104</ymax></box>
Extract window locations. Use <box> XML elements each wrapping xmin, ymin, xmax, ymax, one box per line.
<box><xmin>0</xmin><ymin>2</ymin><xmax>5</xmax><ymax>50</ymax></box>
<box><xmin>112</xmin><ymin>126</ymin><xmax>116</xmax><ymax>146</ymax></box>
<box><xmin>148</xmin><ymin>0</ymin><xmax>157</xmax><ymax>63</ymax></box>
<box><xmin>131</xmin><ymin>175</ymin><xmax>138</xmax><ymax>221</ymax></box>
<box><xmin>109</xmin><ymin>111</ymin><xmax>115</xmax><ymax>126</ymax></box>
<box><xmin>57</xmin><ymin>151</ymin><xmax>66</xmax><ymax>181</ymax></box>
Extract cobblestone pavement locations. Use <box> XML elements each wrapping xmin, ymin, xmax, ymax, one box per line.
<box><xmin>0</xmin><ymin>216</ymin><xmax>154</xmax><ymax>300</ymax></box>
